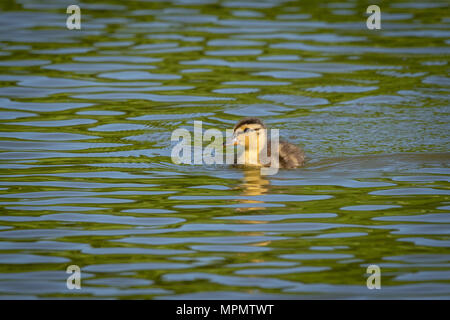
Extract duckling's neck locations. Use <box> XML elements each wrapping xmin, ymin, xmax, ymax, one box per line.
<box><xmin>238</xmin><ymin>134</ymin><xmax>267</xmax><ymax>166</ymax></box>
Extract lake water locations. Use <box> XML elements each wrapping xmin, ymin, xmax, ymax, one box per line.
<box><xmin>0</xmin><ymin>0</ymin><xmax>449</xmax><ymax>299</ymax></box>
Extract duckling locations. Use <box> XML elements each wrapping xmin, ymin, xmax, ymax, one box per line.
<box><xmin>229</xmin><ymin>117</ymin><xmax>305</xmax><ymax>169</ymax></box>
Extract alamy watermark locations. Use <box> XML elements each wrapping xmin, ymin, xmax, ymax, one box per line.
<box><xmin>366</xmin><ymin>265</ymin><xmax>381</xmax><ymax>289</ymax></box>
<box><xmin>366</xmin><ymin>5</ymin><xmax>381</xmax><ymax>30</ymax></box>
<box><xmin>66</xmin><ymin>5</ymin><xmax>81</xmax><ymax>30</ymax></box>
<box><xmin>66</xmin><ymin>265</ymin><xmax>81</xmax><ymax>290</ymax></box>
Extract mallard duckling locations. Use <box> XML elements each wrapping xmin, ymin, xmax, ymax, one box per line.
<box><xmin>228</xmin><ymin>117</ymin><xmax>305</xmax><ymax>169</ymax></box>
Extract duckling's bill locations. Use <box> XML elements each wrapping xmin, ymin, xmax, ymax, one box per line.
<box><xmin>223</xmin><ymin>135</ymin><xmax>238</xmax><ymax>146</ymax></box>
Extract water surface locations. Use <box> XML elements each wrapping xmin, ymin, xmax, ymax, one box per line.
<box><xmin>0</xmin><ymin>0</ymin><xmax>449</xmax><ymax>299</ymax></box>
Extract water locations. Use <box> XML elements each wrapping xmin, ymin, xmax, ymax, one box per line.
<box><xmin>0</xmin><ymin>0</ymin><xmax>449</xmax><ymax>299</ymax></box>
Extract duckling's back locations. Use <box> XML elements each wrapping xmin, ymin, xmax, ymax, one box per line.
<box><xmin>278</xmin><ymin>140</ymin><xmax>305</xmax><ymax>168</ymax></box>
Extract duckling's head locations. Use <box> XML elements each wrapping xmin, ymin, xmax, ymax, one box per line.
<box><xmin>232</xmin><ymin>117</ymin><xmax>267</xmax><ymax>151</ymax></box>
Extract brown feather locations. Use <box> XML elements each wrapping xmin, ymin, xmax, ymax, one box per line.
<box><xmin>264</xmin><ymin>139</ymin><xmax>305</xmax><ymax>169</ymax></box>
<box><xmin>233</xmin><ymin>118</ymin><xmax>266</xmax><ymax>132</ymax></box>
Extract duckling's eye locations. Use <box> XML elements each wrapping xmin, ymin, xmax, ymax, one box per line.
<box><xmin>243</xmin><ymin>128</ymin><xmax>250</xmax><ymax>133</ymax></box>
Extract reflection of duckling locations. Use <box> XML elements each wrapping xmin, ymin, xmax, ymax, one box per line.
<box><xmin>236</xmin><ymin>168</ymin><xmax>269</xmax><ymax>212</ymax></box>
<box><xmin>228</xmin><ymin>118</ymin><xmax>305</xmax><ymax>169</ymax></box>
<box><xmin>241</xmin><ymin>168</ymin><xmax>270</xmax><ymax>196</ymax></box>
